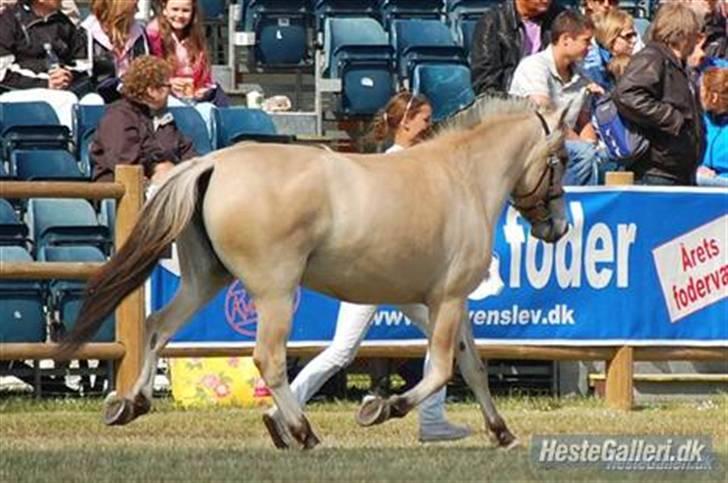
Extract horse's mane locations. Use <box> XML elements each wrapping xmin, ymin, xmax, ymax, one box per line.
<box><xmin>435</xmin><ymin>95</ymin><xmax>538</xmax><ymax>137</ymax></box>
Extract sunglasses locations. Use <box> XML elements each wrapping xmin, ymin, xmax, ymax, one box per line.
<box><xmin>619</xmin><ymin>31</ymin><xmax>638</xmax><ymax>41</ymax></box>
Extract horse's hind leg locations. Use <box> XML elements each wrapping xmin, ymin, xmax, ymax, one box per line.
<box><xmin>454</xmin><ymin>321</ymin><xmax>517</xmax><ymax>448</ymax></box>
<box><xmin>357</xmin><ymin>298</ymin><xmax>463</xmax><ymax>427</ymax></box>
<box><xmin>253</xmin><ymin>293</ymin><xmax>320</xmax><ymax>450</ymax></box>
<box><xmin>105</xmin><ymin>222</ymin><xmax>232</xmax><ymax>426</ymax></box>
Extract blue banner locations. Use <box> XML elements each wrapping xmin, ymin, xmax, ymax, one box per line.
<box><xmin>153</xmin><ymin>187</ymin><xmax>728</xmax><ymax>347</ymax></box>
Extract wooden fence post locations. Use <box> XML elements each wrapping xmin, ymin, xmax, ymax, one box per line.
<box><xmin>604</xmin><ymin>171</ymin><xmax>634</xmax><ymax>409</ymax></box>
<box><xmin>113</xmin><ymin>166</ymin><xmax>144</xmax><ymax>395</ymax></box>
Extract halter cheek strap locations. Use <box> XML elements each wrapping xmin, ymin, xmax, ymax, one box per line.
<box><xmin>510</xmin><ymin>112</ymin><xmax>565</xmax><ymax>223</ymax></box>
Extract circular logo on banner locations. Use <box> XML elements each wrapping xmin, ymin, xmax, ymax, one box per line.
<box><xmin>224</xmin><ymin>281</ymin><xmax>302</xmax><ymax>337</ymax></box>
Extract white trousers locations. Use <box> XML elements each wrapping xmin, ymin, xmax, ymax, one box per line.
<box><xmin>289</xmin><ymin>302</ymin><xmax>448</xmax><ymax>424</ymax></box>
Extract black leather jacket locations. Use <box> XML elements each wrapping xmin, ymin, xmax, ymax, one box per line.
<box><xmin>470</xmin><ymin>0</ymin><xmax>562</xmax><ymax>95</ymax></box>
<box><xmin>614</xmin><ymin>43</ymin><xmax>705</xmax><ymax>185</ymax></box>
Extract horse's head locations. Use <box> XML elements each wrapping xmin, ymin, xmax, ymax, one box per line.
<box><xmin>510</xmin><ymin>105</ymin><xmax>570</xmax><ymax>243</ymax></box>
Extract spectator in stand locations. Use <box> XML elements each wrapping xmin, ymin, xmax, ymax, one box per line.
<box><xmin>614</xmin><ymin>3</ymin><xmax>705</xmax><ymax>186</ymax></box>
<box><xmin>82</xmin><ymin>0</ymin><xmax>150</xmax><ymax>103</ymax></box>
<box><xmin>583</xmin><ymin>9</ymin><xmax>638</xmax><ymax>90</ymax></box>
<box><xmin>470</xmin><ymin>0</ymin><xmax>563</xmax><ymax>95</ymax></box>
<box><xmin>0</xmin><ymin>0</ymin><xmax>79</xmax><ymax>23</ymax></box>
<box><xmin>697</xmin><ymin>65</ymin><xmax>728</xmax><ymax>187</ymax></box>
<box><xmin>654</xmin><ymin>1</ymin><xmax>726</xmax><ymax>59</ymax></box>
<box><xmin>509</xmin><ymin>10</ymin><xmax>607</xmax><ymax>185</ymax></box>
<box><xmin>0</xmin><ymin>0</ymin><xmax>90</xmax><ymax>94</ymax></box>
<box><xmin>90</xmin><ymin>55</ymin><xmax>196</xmax><ymax>183</ymax></box>
<box><xmin>146</xmin><ymin>0</ymin><xmax>228</xmax><ymax>106</ymax></box>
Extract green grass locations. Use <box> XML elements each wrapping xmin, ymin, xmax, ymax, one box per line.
<box><xmin>1</xmin><ymin>395</ymin><xmax>726</xmax><ymax>482</ymax></box>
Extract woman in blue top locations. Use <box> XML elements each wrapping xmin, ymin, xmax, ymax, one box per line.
<box><xmin>697</xmin><ymin>65</ymin><xmax>728</xmax><ymax>187</ymax></box>
<box><xmin>582</xmin><ymin>9</ymin><xmax>638</xmax><ymax>91</ymax></box>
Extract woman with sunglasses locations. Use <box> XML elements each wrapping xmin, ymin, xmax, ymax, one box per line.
<box><xmin>583</xmin><ymin>9</ymin><xmax>639</xmax><ymax>90</ymax></box>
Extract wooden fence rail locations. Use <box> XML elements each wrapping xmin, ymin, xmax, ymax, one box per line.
<box><xmin>1</xmin><ymin>168</ymin><xmax>725</xmax><ymax>410</ymax></box>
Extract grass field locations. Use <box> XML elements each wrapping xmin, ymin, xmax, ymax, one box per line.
<box><xmin>1</xmin><ymin>395</ymin><xmax>726</xmax><ymax>482</ymax></box>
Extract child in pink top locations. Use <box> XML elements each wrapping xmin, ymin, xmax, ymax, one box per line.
<box><xmin>146</xmin><ymin>0</ymin><xmax>228</xmax><ymax>106</ymax></box>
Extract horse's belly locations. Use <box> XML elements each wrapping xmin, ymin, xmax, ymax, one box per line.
<box><xmin>300</xmin><ymin>255</ymin><xmax>430</xmax><ymax>305</ymax></box>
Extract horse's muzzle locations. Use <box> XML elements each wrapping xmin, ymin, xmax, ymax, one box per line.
<box><xmin>531</xmin><ymin>218</ymin><xmax>569</xmax><ymax>243</ymax></box>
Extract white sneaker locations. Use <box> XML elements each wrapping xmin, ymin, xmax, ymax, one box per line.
<box><xmin>419</xmin><ymin>421</ymin><xmax>472</xmax><ymax>443</ymax></box>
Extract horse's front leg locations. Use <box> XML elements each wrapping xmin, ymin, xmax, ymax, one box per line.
<box><xmin>253</xmin><ymin>294</ymin><xmax>320</xmax><ymax>450</ymax></box>
<box><xmin>356</xmin><ymin>298</ymin><xmax>464</xmax><ymax>426</ymax></box>
<box><xmin>455</xmin><ymin>320</ymin><xmax>518</xmax><ymax>448</ymax></box>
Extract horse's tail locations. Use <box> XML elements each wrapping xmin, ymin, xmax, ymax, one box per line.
<box><xmin>57</xmin><ymin>157</ymin><xmax>217</xmax><ymax>358</ymax></box>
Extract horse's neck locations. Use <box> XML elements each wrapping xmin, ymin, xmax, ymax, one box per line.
<box><xmin>451</xmin><ymin>120</ymin><xmax>536</xmax><ymax>223</ymax></box>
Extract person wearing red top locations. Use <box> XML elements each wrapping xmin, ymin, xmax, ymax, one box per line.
<box><xmin>146</xmin><ymin>0</ymin><xmax>228</xmax><ymax>106</ymax></box>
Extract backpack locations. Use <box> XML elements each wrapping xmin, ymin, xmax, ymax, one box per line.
<box><xmin>592</xmin><ymin>94</ymin><xmax>649</xmax><ymax>167</ymax></box>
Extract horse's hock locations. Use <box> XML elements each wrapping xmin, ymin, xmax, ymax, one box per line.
<box><xmin>1</xmin><ymin>168</ymin><xmax>726</xmax><ymax>409</ymax></box>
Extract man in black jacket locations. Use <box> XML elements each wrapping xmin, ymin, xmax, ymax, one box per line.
<box><xmin>470</xmin><ymin>0</ymin><xmax>563</xmax><ymax>95</ymax></box>
<box><xmin>0</xmin><ymin>0</ymin><xmax>89</xmax><ymax>93</ymax></box>
<box><xmin>614</xmin><ymin>2</ymin><xmax>705</xmax><ymax>186</ymax></box>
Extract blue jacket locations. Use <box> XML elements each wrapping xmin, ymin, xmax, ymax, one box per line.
<box><xmin>582</xmin><ymin>44</ymin><xmax>614</xmax><ymax>91</ymax></box>
<box><xmin>702</xmin><ymin>113</ymin><xmax>728</xmax><ymax>177</ymax></box>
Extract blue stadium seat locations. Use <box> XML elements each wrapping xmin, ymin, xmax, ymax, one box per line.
<box><xmin>379</xmin><ymin>0</ymin><xmax>444</xmax><ymax>29</ymax></box>
<box><xmin>313</xmin><ymin>0</ymin><xmax>379</xmax><ymax>30</ymax></box>
<box><xmin>168</xmin><ymin>107</ymin><xmax>213</xmax><ymax>155</ymax></box>
<box><xmin>0</xmin><ymin>198</ymin><xmax>29</xmax><ymax>247</ymax></box>
<box><xmin>324</xmin><ymin>17</ymin><xmax>396</xmax><ymax>115</ymax></box>
<box><xmin>199</xmin><ymin>0</ymin><xmax>226</xmax><ymax>19</ymax></box>
<box><xmin>243</xmin><ymin>0</ymin><xmax>309</xmax><ymax>66</ymax></box>
<box><xmin>73</xmin><ymin>104</ymin><xmax>106</xmax><ymax>179</ymax></box>
<box><xmin>391</xmin><ymin>19</ymin><xmax>466</xmax><ymax>79</ymax></box>
<box><xmin>38</xmin><ymin>245</ymin><xmax>115</xmax><ymax>343</ymax></box>
<box><xmin>11</xmin><ymin>149</ymin><xmax>85</xmax><ymax>181</ymax></box>
<box><xmin>0</xmin><ymin>102</ymin><xmax>70</xmax><ymax>160</ymax></box>
<box><xmin>444</xmin><ymin>1</ymin><xmax>498</xmax><ymax>54</ymax></box>
<box><xmin>0</xmin><ymin>246</ymin><xmax>46</xmax><ymax>343</ymax></box>
<box><xmin>98</xmin><ymin>199</ymin><xmax>116</xmax><ymax>244</ymax></box>
<box><xmin>27</xmin><ymin>198</ymin><xmax>111</xmax><ymax>255</ymax></box>
<box><xmin>620</xmin><ymin>0</ymin><xmax>656</xmax><ymax>16</ymax></box>
<box><xmin>212</xmin><ymin>107</ymin><xmax>292</xmax><ymax>149</ymax></box>
<box><xmin>411</xmin><ymin>63</ymin><xmax>474</xmax><ymax>122</ymax></box>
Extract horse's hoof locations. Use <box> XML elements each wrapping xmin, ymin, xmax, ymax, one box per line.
<box><xmin>262</xmin><ymin>413</ymin><xmax>290</xmax><ymax>449</ymax></box>
<box><xmin>495</xmin><ymin>429</ymin><xmax>519</xmax><ymax>449</ymax></box>
<box><xmin>356</xmin><ymin>396</ymin><xmax>390</xmax><ymax>427</ymax></box>
<box><xmin>103</xmin><ymin>394</ymin><xmax>134</xmax><ymax>426</ymax></box>
<box><xmin>132</xmin><ymin>394</ymin><xmax>152</xmax><ymax>417</ymax></box>
<box><xmin>297</xmin><ymin>417</ymin><xmax>321</xmax><ymax>450</ymax></box>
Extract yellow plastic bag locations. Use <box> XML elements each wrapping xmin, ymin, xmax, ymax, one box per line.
<box><xmin>169</xmin><ymin>357</ymin><xmax>273</xmax><ymax>408</ymax></box>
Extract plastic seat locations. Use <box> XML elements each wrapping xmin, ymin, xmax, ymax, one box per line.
<box><xmin>98</xmin><ymin>199</ymin><xmax>116</xmax><ymax>244</ymax></box>
<box><xmin>11</xmin><ymin>149</ymin><xmax>85</xmax><ymax>181</ymax></box>
<box><xmin>324</xmin><ymin>17</ymin><xmax>396</xmax><ymax>115</ymax></box>
<box><xmin>313</xmin><ymin>0</ymin><xmax>379</xmax><ymax>30</ymax></box>
<box><xmin>27</xmin><ymin>198</ymin><xmax>111</xmax><ymax>255</ymax></box>
<box><xmin>411</xmin><ymin>63</ymin><xmax>475</xmax><ymax>122</ymax></box>
<box><xmin>73</xmin><ymin>104</ymin><xmax>106</xmax><ymax>178</ymax></box>
<box><xmin>168</xmin><ymin>107</ymin><xmax>213</xmax><ymax>155</ymax></box>
<box><xmin>0</xmin><ymin>198</ymin><xmax>29</xmax><ymax>247</ymax></box>
<box><xmin>38</xmin><ymin>245</ymin><xmax>115</xmax><ymax>343</ymax></box>
<box><xmin>0</xmin><ymin>102</ymin><xmax>70</xmax><ymax>160</ymax></box>
<box><xmin>391</xmin><ymin>19</ymin><xmax>466</xmax><ymax>79</ymax></box>
<box><xmin>0</xmin><ymin>246</ymin><xmax>46</xmax><ymax>343</ymax></box>
<box><xmin>243</xmin><ymin>0</ymin><xmax>310</xmax><ymax>66</ymax></box>
<box><xmin>379</xmin><ymin>0</ymin><xmax>444</xmax><ymax>29</ymax></box>
<box><xmin>444</xmin><ymin>1</ymin><xmax>497</xmax><ymax>53</ymax></box>
<box><xmin>212</xmin><ymin>107</ymin><xmax>292</xmax><ymax>149</ymax></box>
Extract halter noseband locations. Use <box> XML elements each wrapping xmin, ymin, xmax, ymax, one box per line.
<box><xmin>510</xmin><ymin>111</ymin><xmax>565</xmax><ymax>224</ymax></box>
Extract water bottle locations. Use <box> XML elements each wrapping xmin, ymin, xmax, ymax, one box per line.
<box><xmin>43</xmin><ymin>43</ymin><xmax>61</xmax><ymax>71</ymax></box>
